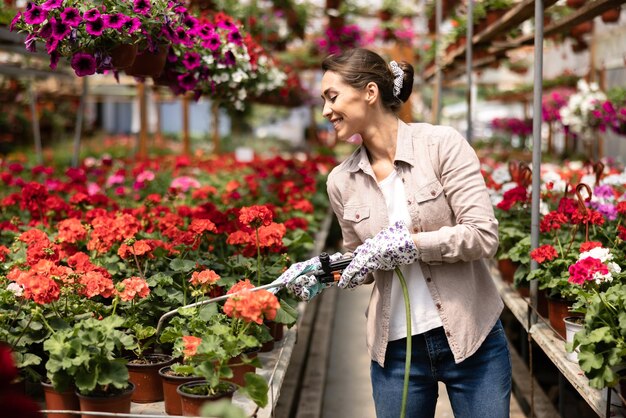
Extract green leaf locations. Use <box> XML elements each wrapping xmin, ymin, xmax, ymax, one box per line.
<box><xmin>273</xmin><ymin>299</ymin><xmax>298</xmax><ymax>326</ymax></box>
<box><xmin>577</xmin><ymin>349</ymin><xmax>604</xmax><ymax>373</ymax></box>
<box><xmin>170</xmin><ymin>258</ymin><xmax>197</xmax><ymax>272</ymax></box>
<box><xmin>200</xmin><ymin>400</ymin><xmax>247</xmax><ymax>418</ymax></box>
<box><xmin>238</xmin><ymin>372</ymin><xmax>269</xmax><ymax>407</ymax></box>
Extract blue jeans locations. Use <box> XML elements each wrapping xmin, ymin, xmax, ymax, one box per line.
<box><xmin>371</xmin><ymin>320</ymin><xmax>512</xmax><ymax>418</ymax></box>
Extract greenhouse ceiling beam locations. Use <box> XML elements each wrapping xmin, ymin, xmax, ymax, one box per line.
<box><xmin>500</xmin><ymin>0</ymin><xmax>626</xmax><ymax>48</ymax></box>
<box><xmin>426</xmin><ymin>0</ymin><xmax>625</xmax><ymax>82</ymax></box>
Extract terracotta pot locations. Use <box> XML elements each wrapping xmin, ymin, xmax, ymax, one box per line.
<box><xmin>601</xmin><ymin>8</ymin><xmax>621</xmax><ymax>23</ymax></box>
<box><xmin>159</xmin><ymin>366</ymin><xmax>204</xmax><ymax>416</ymax></box>
<box><xmin>547</xmin><ymin>297</ymin><xmax>573</xmax><ymax>338</ymax></box>
<box><xmin>497</xmin><ymin>258</ymin><xmax>519</xmax><ymax>284</ymax></box>
<box><xmin>227</xmin><ymin>350</ymin><xmax>258</xmax><ymax>387</ymax></box>
<box><xmin>42</xmin><ymin>382</ymin><xmax>80</xmax><ymax>418</ymax></box>
<box><xmin>76</xmin><ymin>383</ymin><xmax>134</xmax><ymax>418</ymax></box>
<box><xmin>177</xmin><ymin>381</ymin><xmax>237</xmax><ymax>417</ymax></box>
<box><xmin>125</xmin><ymin>44</ymin><xmax>169</xmax><ymax>78</ymax></box>
<box><xmin>109</xmin><ymin>43</ymin><xmax>138</xmax><ymax>69</ymax></box>
<box><xmin>268</xmin><ymin>321</ymin><xmax>284</xmax><ymax>342</ymax></box>
<box><xmin>127</xmin><ymin>353</ymin><xmax>174</xmax><ymax>403</ymax></box>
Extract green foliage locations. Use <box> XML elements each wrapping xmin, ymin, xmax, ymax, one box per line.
<box><xmin>43</xmin><ymin>315</ymin><xmax>137</xmax><ymax>395</ymax></box>
<box><xmin>570</xmin><ymin>284</ymin><xmax>626</xmax><ymax>389</ymax></box>
<box><xmin>201</xmin><ymin>400</ymin><xmax>248</xmax><ymax>418</ymax></box>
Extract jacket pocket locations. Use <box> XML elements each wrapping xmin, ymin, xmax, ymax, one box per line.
<box><xmin>343</xmin><ymin>205</ymin><xmax>371</xmax><ymax>240</ymax></box>
<box><xmin>414</xmin><ymin>180</ymin><xmax>452</xmax><ymax>224</ymax></box>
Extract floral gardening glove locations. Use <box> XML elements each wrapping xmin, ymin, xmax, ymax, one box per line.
<box><xmin>339</xmin><ymin>221</ymin><xmax>419</xmax><ymax>289</ymax></box>
<box><xmin>270</xmin><ymin>253</ymin><xmax>342</xmax><ymax>301</ymax></box>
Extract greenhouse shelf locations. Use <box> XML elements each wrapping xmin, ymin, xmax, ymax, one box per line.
<box><xmin>491</xmin><ymin>262</ymin><xmax>626</xmax><ymax>417</ymax></box>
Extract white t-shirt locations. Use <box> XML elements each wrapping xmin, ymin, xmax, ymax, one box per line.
<box><xmin>378</xmin><ymin>169</ymin><xmax>443</xmax><ymax>341</ymax></box>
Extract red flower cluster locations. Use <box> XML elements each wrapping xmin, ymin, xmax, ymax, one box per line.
<box><xmin>56</xmin><ymin>218</ymin><xmax>87</xmax><ymax>244</ymax></box>
<box><xmin>87</xmin><ymin>213</ymin><xmax>142</xmax><ymax>254</ymax></box>
<box><xmin>496</xmin><ymin>186</ymin><xmax>529</xmax><ymax>211</ymax></box>
<box><xmin>530</xmin><ymin>244</ymin><xmax>559</xmax><ymax>264</ymax></box>
<box><xmin>238</xmin><ymin>205</ymin><xmax>273</xmax><ymax>229</ymax></box>
<box><xmin>182</xmin><ymin>335</ymin><xmax>202</xmax><ymax>358</ymax></box>
<box><xmin>539</xmin><ymin>211</ymin><xmax>569</xmax><ymax>233</ymax></box>
<box><xmin>189</xmin><ymin>269</ymin><xmax>220</xmax><ymax>287</ymax></box>
<box><xmin>115</xmin><ymin>277</ymin><xmax>150</xmax><ymax>302</ymax></box>
<box><xmin>568</xmin><ymin>257</ymin><xmax>608</xmax><ymax>285</ymax></box>
<box><xmin>223</xmin><ymin>279</ymin><xmax>280</xmax><ymax>324</ymax></box>
<box><xmin>571</xmin><ymin>208</ymin><xmax>605</xmax><ymax>226</ymax></box>
<box><xmin>579</xmin><ymin>241</ymin><xmax>603</xmax><ymax>253</ymax></box>
<box><xmin>226</xmin><ymin>222</ymin><xmax>286</xmax><ymax>257</ymax></box>
<box><xmin>117</xmin><ymin>239</ymin><xmax>155</xmax><ymax>260</ymax></box>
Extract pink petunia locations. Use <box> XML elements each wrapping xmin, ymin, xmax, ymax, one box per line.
<box><xmin>70</xmin><ymin>52</ymin><xmax>97</xmax><ymax>77</ymax></box>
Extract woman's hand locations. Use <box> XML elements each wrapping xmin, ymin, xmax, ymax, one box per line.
<box><xmin>339</xmin><ymin>221</ymin><xmax>419</xmax><ymax>288</ymax></box>
<box><xmin>270</xmin><ymin>253</ymin><xmax>342</xmax><ymax>300</ymax></box>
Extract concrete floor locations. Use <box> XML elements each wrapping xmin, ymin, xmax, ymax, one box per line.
<box><xmin>322</xmin><ymin>285</ymin><xmax>525</xmax><ymax>418</ymax></box>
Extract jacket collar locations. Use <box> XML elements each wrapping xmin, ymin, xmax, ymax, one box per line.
<box><xmin>346</xmin><ymin>119</ymin><xmax>415</xmax><ymax>173</ymax></box>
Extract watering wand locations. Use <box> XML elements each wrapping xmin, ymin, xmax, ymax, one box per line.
<box><xmin>154</xmin><ymin>252</ymin><xmax>353</xmax><ymax>336</ymax></box>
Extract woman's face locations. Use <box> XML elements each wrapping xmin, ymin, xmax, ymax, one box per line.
<box><xmin>320</xmin><ymin>71</ymin><xmax>369</xmax><ymax>141</ymax></box>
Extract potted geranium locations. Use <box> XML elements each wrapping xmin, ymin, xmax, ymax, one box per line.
<box><xmin>166</xmin><ymin>278</ymin><xmax>280</xmax><ymax>416</ymax></box>
<box><xmin>43</xmin><ymin>315</ymin><xmax>137</xmax><ymax>416</ymax></box>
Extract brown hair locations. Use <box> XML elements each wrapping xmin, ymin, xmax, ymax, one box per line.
<box><xmin>321</xmin><ymin>48</ymin><xmax>414</xmax><ymax>112</ymax></box>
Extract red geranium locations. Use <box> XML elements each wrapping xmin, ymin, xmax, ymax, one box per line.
<box><xmin>530</xmin><ymin>244</ymin><xmax>559</xmax><ymax>264</ymax></box>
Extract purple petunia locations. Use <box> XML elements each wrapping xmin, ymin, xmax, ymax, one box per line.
<box><xmin>45</xmin><ymin>36</ymin><xmax>58</xmax><ymax>54</ymax></box>
<box><xmin>71</xmin><ymin>52</ymin><xmax>97</xmax><ymax>77</ymax></box>
<box><xmin>177</xmin><ymin>73</ymin><xmax>198</xmax><ymax>92</ymax></box>
<box><xmin>103</xmin><ymin>13</ymin><xmax>128</xmax><ymax>30</ymax></box>
<box><xmin>50</xmin><ymin>17</ymin><xmax>71</xmax><ymax>40</ymax></box>
<box><xmin>41</xmin><ymin>0</ymin><xmax>64</xmax><ymax>11</ymax></box>
<box><xmin>182</xmin><ymin>52</ymin><xmax>200</xmax><ymax>70</ymax></box>
<box><xmin>83</xmin><ymin>8</ymin><xmax>100</xmax><ymax>22</ymax></box>
<box><xmin>9</xmin><ymin>12</ymin><xmax>22</xmax><ymax>31</ymax></box>
<box><xmin>221</xmin><ymin>50</ymin><xmax>236</xmax><ymax>66</ymax></box>
<box><xmin>24</xmin><ymin>4</ymin><xmax>47</xmax><ymax>25</ymax></box>
<box><xmin>133</xmin><ymin>0</ymin><xmax>151</xmax><ymax>15</ymax></box>
<box><xmin>202</xmin><ymin>33</ymin><xmax>221</xmax><ymax>51</ymax></box>
<box><xmin>85</xmin><ymin>16</ymin><xmax>105</xmax><ymax>36</ymax></box>
<box><xmin>123</xmin><ymin>17</ymin><xmax>141</xmax><ymax>33</ymax></box>
<box><xmin>49</xmin><ymin>51</ymin><xmax>60</xmax><ymax>70</ymax></box>
<box><xmin>227</xmin><ymin>29</ymin><xmax>242</xmax><ymax>46</ymax></box>
<box><xmin>38</xmin><ymin>21</ymin><xmax>52</xmax><ymax>39</ymax></box>
<box><xmin>60</xmin><ymin>7</ymin><xmax>82</xmax><ymax>27</ymax></box>
<box><xmin>24</xmin><ymin>34</ymin><xmax>37</xmax><ymax>52</ymax></box>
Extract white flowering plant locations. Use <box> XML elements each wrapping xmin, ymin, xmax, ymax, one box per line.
<box><xmin>559</xmin><ymin>79</ymin><xmax>607</xmax><ymax>140</ymax></box>
<box><xmin>156</xmin><ymin>12</ymin><xmax>287</xmax><ymax>111</ymax></box>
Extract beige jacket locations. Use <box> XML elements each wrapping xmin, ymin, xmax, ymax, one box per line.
<box><xmin>326</xmin><ymin>120</ymin><xmax>503</xmax><ymax>367</ymax></box>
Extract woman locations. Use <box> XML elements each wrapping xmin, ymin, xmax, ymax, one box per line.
<box><xmin>275</xmin><ymin>48</ymin><xmax>511</xmax><ymax>418</ymax></box>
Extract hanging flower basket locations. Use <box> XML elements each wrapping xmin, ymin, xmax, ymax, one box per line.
<box><xmin>571</xmin><ymin>21</ymin><xmax>594</xmax><ymax>37</ymax></box>
<box><xmin>566</xmin><ymin>0</ymin><xmax>585</xmax><ymax>9</ymax></box>
<box><xmin>125</xmin><ymin>44</ymin><xmax>170</xmax><ymax>78</ymax></box>
<box><xmin>601</xmin><ymin>8</ymin><xmax>621</xmax><ymax>23</ymax></box>
<box><xmin>110</xmin><ymin>44</ymin><xmax>139</xmax><ymax>70</ymax></box>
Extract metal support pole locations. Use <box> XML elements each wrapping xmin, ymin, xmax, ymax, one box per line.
<box><xmin>72</xmin><ymin>77</ymin><xmax>88</xmax><ymax>168</ymax></box>
<box><xmin>28</xmin><ymin>79</ymin><xmax>42</xmax><ymax>165</ymax></box>
<box><xmin>466</xmin><ymin>0</ymin><xmax>474</xmax><ymax>142</ymax></box>
<box><xmin>530</xmin><ymin>0</ymin><xmax>544</xmax><ymax>326</ymax></box>
<box><xmin>432</xmin><ymin>0</ymin><xmax>443</xmax><ymax>125</ymax></box>
<box><xmin>137</xmin><ymin>81</ymin><xmax>148</xmax><ymax>158</ymax></box>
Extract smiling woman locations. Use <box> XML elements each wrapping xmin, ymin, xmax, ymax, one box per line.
<box><xmin>278</xmin><ymin>47</ymin><xmax>511</xmax><ymax>418</ymax></box>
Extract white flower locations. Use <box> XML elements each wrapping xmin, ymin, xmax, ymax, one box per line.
<box><xmin>579</xmin><ymin>246</ymin><xmax>612</xmax><ymax>263</ymax></box>
<box><xmin>7</xmin><ymin>283</ymin><xmax>24</xmax><ymax>297</ymax></box>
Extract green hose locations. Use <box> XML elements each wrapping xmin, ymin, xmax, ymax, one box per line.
<box><xmin>394</xmin><ymin>267</ymin><xmax>411</xmax><ymax>418</ymax></box>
